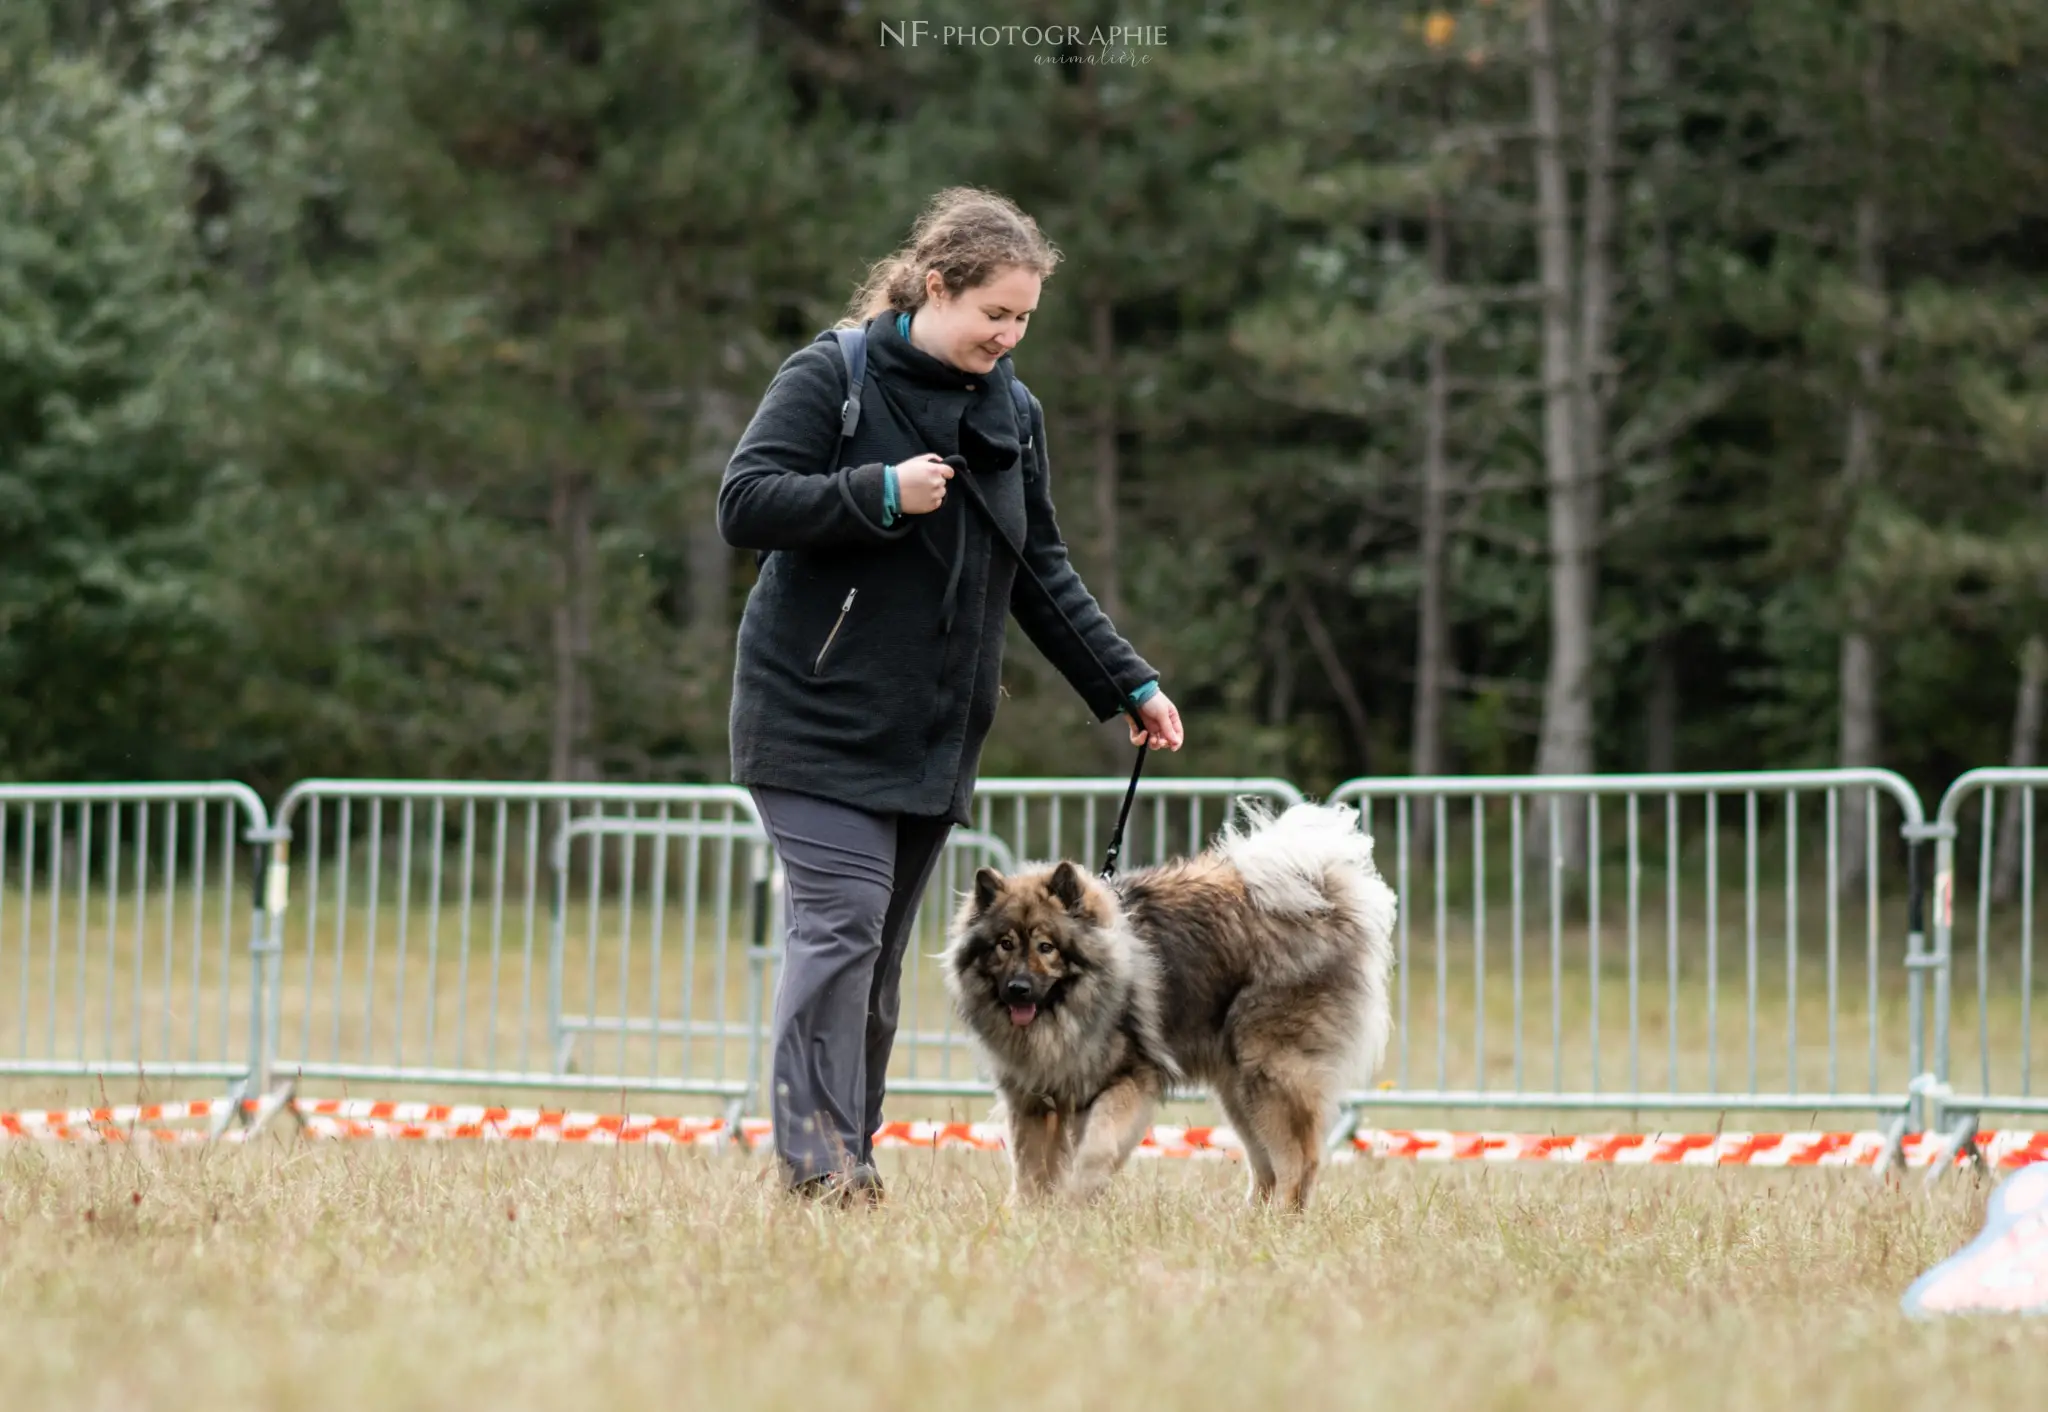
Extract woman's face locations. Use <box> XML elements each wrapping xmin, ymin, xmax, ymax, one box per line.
<box><xmin>919</xmin><ymin>265</ymin><xmax>1041</xmax><ymax>375</ymax></box>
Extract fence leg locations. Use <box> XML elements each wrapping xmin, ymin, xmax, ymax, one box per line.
<box><xmin>235</xmin><ymin>843</ymin><xmax>269</xmax><ymax>1123</ymax></box>
<box><xmin>218</xmin><ymin>826</ymin><xmax>297</xmax><ymax>1142</ymax></box>
<box><xmin>1324</xmin><ymin>1103</ymin><xmax>1362</xmax><ymax>1156</ymax></box>
<box><xmin>742</xmin><ymin>847</ymin><xmax>775</xmax><ymax>1121</ymax></box>
<box><xmin>1923</xmin><ymin>1108</ymin><xmax>1984</xmax><ymax>1188</ymax></box>
<box><xmin>247</xmin><ymin>1072</ymin><xmax>301</xmax><ymax>1138</ymax></box>
<box><xmin>208</xmin><ymin>1075</ymin><xmax>249</xmax><ymax>1143</ymax></box>
<box><xmin>1902</xmin><ymin>819</ymin><xmax>1958</xmax><ymax>1144</ymax></box>
<box><xmin>1871</xmin><ymin>1109</ymin><xmax>1912</xmax><ymax>1181</ymax></box>
<box><xmin>547</xmin><ymin>841</ymin><xmax>571</xmax><ymax>1076</ymax></box>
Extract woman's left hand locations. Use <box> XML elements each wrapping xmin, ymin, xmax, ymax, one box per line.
<box><xmin>1129</xmin><ymin>691</ymin><xmax>1184</xmax><ymax>751</ymax></box>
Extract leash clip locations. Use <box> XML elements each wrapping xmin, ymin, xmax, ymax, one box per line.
<box><xmin>1098</xmin><ymin>738</ymin><xmax>1149</xmax><ymax>879</ymax></box>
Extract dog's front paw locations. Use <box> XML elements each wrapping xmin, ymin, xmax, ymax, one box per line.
<box><xmin>1061</xmin><ymin>1158</ymin><xmax>1117</xmax><ymax>1203</ymax></box>
<box><xmin>1007</xmin><ymin>1166</ymin><xmax>1060</xmax><ymax>1209</ymax></box>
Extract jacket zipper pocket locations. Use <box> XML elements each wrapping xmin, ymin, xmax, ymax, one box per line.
<box><xmin>813</xmin><ymin>588</ymin><xmax>857</xmax><ymax>674</ymax></box>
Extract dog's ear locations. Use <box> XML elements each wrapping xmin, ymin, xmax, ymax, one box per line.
<box><xmin>1046</xmin><ymin>860</ymin><xmax>1090</xmax><ymax>914</ymax></box>
<box><xmin>973</xmin><ymin>866</ymin><xmax>1005</xmax><ymax>913</ymax></box>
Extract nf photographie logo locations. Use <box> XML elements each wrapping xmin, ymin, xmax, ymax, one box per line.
<box><xmin>879</xmin><ymin>21</ymin><xmax>1168</xmax><ymax>64</ymax></box>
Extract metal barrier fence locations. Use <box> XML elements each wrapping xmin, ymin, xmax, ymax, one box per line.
<box><xmin>0</xmin><ymin>783</ymin><xmax>273</xmax><ymax>1098</ymax></box>
<box><xmin>18</xmin><ymin>767</ymin><xmax>2046</xmax><ymax>1163</ymax></box>
<box><xmin>257</xmin><ymin>780</ymin><xmax>1020</xmax><ymax>1117</ymax></box>
<box><xmin>543</xmin><ymin>809</ymin><xmax>773</xmax><ymax>1112</ymax></box>
<box><xmin>246</xmin><ymin>776</ymin><xmax>1303</xmax><ymax>1112</ymax></box>
<box><xmin>1327</xmin><ymin>770</ymin><xmax>1935</xmax><ymax>1136</ymax></box>
<box><xmin>545</xmin><ymin>813</ymin><xmax>1016</xmax><ymax>1112</ymax></box>
<box><xmin>259</xmin><ymin>782</ymin><xmax>781</xmax><ymax>1110</ymax></box>
<box><xmin>968</xmin><ymin>776</ymin><xmax>1306</xmax><ymax>873</ymax></box>
<box><xmin>1927</xmin><ymin>769</ymin><xmax>2048</xmax><ymax>1144</ymax></box>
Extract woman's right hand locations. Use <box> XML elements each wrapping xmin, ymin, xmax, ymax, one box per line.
<box><xmin>894</xmin><ymin>453</ymin><xmax>955</xmax><ymax>515</ymax></box>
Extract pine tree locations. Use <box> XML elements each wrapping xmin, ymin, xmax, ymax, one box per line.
<box><xmin>0</xmin><ymin>6</ymin><xmax>242</xmax><ymax>779</ymax></box>
<box><xmin>196</xmin><ymin>0</ymin><xmax>851</xmax><ymax>782</ymax></box>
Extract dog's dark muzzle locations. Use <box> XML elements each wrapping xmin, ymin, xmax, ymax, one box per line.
<box><xmin>1000</xmin><ymin>974</ymin><xmax>1047</xmax><ymax>1028</ymax></box>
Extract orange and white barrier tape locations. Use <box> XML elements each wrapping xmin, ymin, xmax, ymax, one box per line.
<box><xmin>0</xmin><ymin>1098</ymin><xmax>759</xmax><ymax>1147</ymax></box>
<box><xmin>3</xmin><ymin>1099</ymin><xmax>2043</xmax><ymax>1169</ymax></box>
<box><xmin>1351</xmin><ymin>1127</ymin><xmax>2048</xmax><ymax>1169</ymax></box>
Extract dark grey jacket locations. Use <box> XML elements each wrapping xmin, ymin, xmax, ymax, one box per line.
<box><xmin>717</xmin><ymin>312</ymin><xmax>1157</xmax><ymax>825</ymax></box>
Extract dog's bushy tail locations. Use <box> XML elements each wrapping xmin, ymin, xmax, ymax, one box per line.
<box><xmin>1215</xmin><ymin>800</ymin><xmax>1389</xmax><ymax>919</ymax></box>
<box><xmin>1217</xmin><ymin>800</ymin><xmax>1400</xmax><ymax>1081</ymax></box>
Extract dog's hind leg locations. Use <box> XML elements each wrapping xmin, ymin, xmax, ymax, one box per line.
<box><xmin>1217</xmin><ymin>1082</ymin><xmax>1278</xmax><ymax>1207</ymax></box>
<box><xmin>1063</xmin><ymin>1075</ymin><xmax>1158</xmax><ymax>1202</ymax></box>
<box><xmin>1233</xmin><ymin>1062</ymin><xmax>1330</xmax><ymax>1212</ymax></box>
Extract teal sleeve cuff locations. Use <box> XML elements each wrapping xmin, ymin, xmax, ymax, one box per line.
<box><xmin>1129</xmin><ymin>680</ymin><xmax>1160</xmax><ymax>707</ymax></box>
<box><xmin>882</xmin><ymin>465</ymin><xmax>899</xmax><ymax>526</ymax></box>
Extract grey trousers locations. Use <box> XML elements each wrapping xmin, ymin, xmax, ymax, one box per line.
<box><xmin>751</xmin><ymin>786</ymin><xmax>953</xmax><ymax>1186</ymax></box>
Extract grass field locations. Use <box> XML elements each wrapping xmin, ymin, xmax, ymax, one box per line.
<box><xmin>0</xmin><ymin>1140</ymin><xmax>2040</xmax><ymax>1411</ymax></box>
<box><xmin>5</xmin><ymin>801</ymin><xmax>2045</xmax><ymax>1409</ymax></box>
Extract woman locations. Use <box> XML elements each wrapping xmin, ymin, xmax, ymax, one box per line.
<box><xmin>717</xmin><ymin>186</ymin><xmax>1184</xmax><ymax>1204</ymax></box>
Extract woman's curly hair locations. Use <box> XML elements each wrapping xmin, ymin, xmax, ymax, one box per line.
<box><xmin>839</xmin><ymin>186</ymin><xmax>1062</xmax><ymax>327</ymax></box>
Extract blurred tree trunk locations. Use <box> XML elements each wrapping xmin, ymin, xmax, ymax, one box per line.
<box><xmin>688</xmin><ymin>386</ymin><xmax>745</xmax><ymax>643</ymax></box>
<box><xmin>1265</xmin><ymin>600</ymin><xmax>1296</xmax><ymax>733</ymax></box>
<box><xmin>1289</xmin><ymin>578</ymin><xmax>1374</xmax><ymax>776</ymax></box>
<box><xmin>1645</xmin><ymin>638</ymin><xmax>1679</xmax><ymax>773</ymax></box>
<box><xmin>1638</xmin><ymin>0</ymin><xmax>1682</xmax><ymax>779</ymax></box>
<box><xmin>1089</xmin><ymin>295</ymin><xmax>1123</xmax><ymax>626</ymax></box>
<box><xmin>1086</xmin><ymin>290</ymin><xmax>1132</xmax><ymax>774</ymax></box>
<box><xmin>1410</xmin><ymin>191</ymin><xmax>1454</xmax><ymax>857</ymax></box>
<box><xmin>1993</xmin><ymin>635</ymin><xmax>2048</xmax><ymax>902</ymax></box>
<box><xmin>1836</xmin><ymin>33</ymin><xmax>1887</xmax><ymax>897</ymax></box>
<box><xmin>1078</xmin><ymin>55</ymin><xmax>1128</xmax><ymax>776</ymax></box>
<box><xmin>1074</xmin><ymin>58</ymin><xmax>1124</xmax><ymax>630</ymax></box>
<box><xmin>550</xmin><ymin>468</ymin><xmax>596</xmax><ymax>783</ymax></box>
<box><xmin>1529</xmin><ymin>0</ymin><xmax>1620</xmax><ymax>868</ymax></box>
<box><xmin>687</xmin><ymin>497</ymin><xmax>731</xmax><ymax>639</ymax></box>
<box><xmin>1412</xmin><ymin>193</ymin><xmax>1452</xmax><ymax>786</ymax></box>
<box><xmin>1994</xmin><ymin>467</ymin><xmax>2048</xmax><ymax>903</ymax></box>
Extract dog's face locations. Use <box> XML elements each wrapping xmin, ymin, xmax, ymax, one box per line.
<box><xmin>946</xmin><ymin>860</ymin><xmax>1114</xmax><ymax>1032</ymax></box>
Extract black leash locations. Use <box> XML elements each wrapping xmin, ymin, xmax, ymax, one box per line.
<box><xmin>1099</xmin><ymin>738</ymin><xmax>1149</xmax><ymax>879</ymax></box>
<box><xmin>952</xmin><ymin>471</ymin><xmax>1153</xmax><ymax>879</ymax></box>
<box><xmin>927</xmin><ymin>391</ymin><xmax>1160</xmax><ymax>882</ymax></box>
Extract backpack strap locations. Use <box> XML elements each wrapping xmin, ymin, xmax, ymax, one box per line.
<box><xmin>757</xmin><ymin>328</ymin><xmax>1028</xmax><ymax>568</ymax></box>
<box><xmin>1004</xmin><ymin>359</ymin><xmax>1035</xmax><ymax>453</ymax></box>
<box><xmin>755</xmin><ymin>328</ymin><xmax>867</xmax><ymax>569</ymax></box>
<box><xmin>840</xmin><ymin>327</ymin><xmax>1030</xmax><ymax>454</ymax></box>
<box><xmin>830</xmin><ymin>326</ymin><xmax>867</xmax><ymax>442</ymax></box>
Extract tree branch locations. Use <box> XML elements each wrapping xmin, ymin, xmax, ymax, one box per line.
<box><xmin>1285</xmin><ymin>578</ymin><xmax>1374</xmax><ymax>774</ymax></box>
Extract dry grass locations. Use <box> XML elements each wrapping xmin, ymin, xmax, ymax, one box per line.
<box><xmin>5</xmin><ymin>812</ymin><xmax>2045</xmax><ymax>1409</ymax></box>
<box><xmin>0</xmin><ymin>1140</ymin><xmax>2040</xmax><ymax>1411</ymax></box>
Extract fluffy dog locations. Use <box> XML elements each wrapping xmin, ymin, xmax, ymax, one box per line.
<box><xmin>942</xmin><ymin>800</ymin><xmax>1397</xmax><ymax>1211</ymax></box>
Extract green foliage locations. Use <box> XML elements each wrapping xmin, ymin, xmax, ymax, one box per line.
<box><xmin>4</xmin><ymin>0</ymin><xmax>2048</xmax><ymax>795</ymax></box>
<box><xmin>0</xmin><ymin>16</ymin><xmax>231</xmax><ymax>779</ymax></box>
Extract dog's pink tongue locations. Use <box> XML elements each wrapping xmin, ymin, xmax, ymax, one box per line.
<box><xmin>1007</xmin><ymin>1003</ymin><xmax>1038</xmax><ymax>1027</ymax></box>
